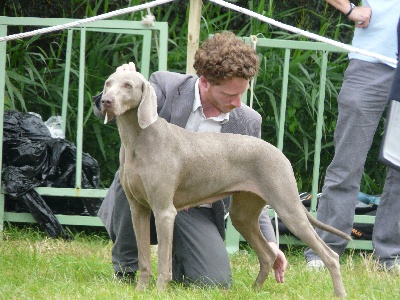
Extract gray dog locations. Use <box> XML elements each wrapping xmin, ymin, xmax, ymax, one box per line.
<box><xmin>100</xmin><ymin>70</ymin><xmax>350</xmax><ymax>297</ymax></box>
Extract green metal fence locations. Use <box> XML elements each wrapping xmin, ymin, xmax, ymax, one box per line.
<box><xmin>0</xmin><ymin>17</ymin><xmax>168</xmax><ymax>234</ymax></box>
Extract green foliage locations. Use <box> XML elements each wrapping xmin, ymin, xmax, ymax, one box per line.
<box><xmin>2</xmin><ymin>0</ymin><xmax>386</xmax><ymax>193</ymax></box>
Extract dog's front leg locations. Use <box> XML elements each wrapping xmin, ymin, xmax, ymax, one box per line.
<box><xmin>152</xmin><ymin>204</ymin><xmax>177</xmax><ymax>290</ymax></box>
<box><xmin>129</xmin><ymin>199</ymin><xmax>152</xmax><ymax>291</ymax></box>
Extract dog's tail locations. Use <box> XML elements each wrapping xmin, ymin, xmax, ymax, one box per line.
<box><xmin>303</xmin><ymin>206</ymin><xmax>352</xmax><ymax>241</ymax></box>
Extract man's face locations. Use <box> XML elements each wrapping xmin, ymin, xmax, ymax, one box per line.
<box><xmin>200</xmin><ymin>76</ymin><xmax>249</xmax><ymax>113</ymax></box>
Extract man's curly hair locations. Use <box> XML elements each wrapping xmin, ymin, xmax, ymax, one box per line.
<box><xmin>193</xmin><ymin>31</ymin><xmax>259</xmax><ymax>85</ymax></box>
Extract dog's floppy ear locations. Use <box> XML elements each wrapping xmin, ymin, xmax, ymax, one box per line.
<box><xmin>137</xmin><ymin>78</ymin><xmax>157</xmax><ymax>129</ymax></box>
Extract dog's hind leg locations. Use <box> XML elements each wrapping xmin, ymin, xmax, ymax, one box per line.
<box><xmin>152</xmin><ymin>203</ymin><xmax>177</xmax><ymax>290</ymax></box>
<box><xmin>274</xmin><ymin>205</ymin><xmax>347</xmax><ymax>297</ymax></box>
<box><xmin>230</xmin><ymin>192</ymin><xmax>276</xmax><ymax>289</ymax></box>
<box><xmin>128</xmin><ymin>199</ymin><xmax>152</xmax><ymax>291</ymax></box>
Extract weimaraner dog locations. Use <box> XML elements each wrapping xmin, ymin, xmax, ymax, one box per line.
<box><xmin>100</xmin><ymin>70</ymin><xmax>350</xmax><ymax>297</ymax></box>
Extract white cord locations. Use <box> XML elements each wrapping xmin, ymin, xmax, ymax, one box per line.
<box><xmin>210</xmin><ymin>0</ymin><xmax>398</xmax><ymax>66</ymax></box>
<box><xmin>0</xmin><ymin>0</ymin><xmax>174</xmax><ymax>42</ymax></box>
<box><xmin>2</xmin><ymin>0</ymin><xmax>396</xmax><ymax>66</ymax></box>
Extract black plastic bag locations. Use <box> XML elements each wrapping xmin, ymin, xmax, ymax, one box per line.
<box><xmin>2</xmin><ymin>111</ymin><xmax>101</xmax><ymax>239</ymax></box>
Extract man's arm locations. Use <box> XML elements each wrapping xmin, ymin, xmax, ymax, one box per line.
<box><xmin>325</xmin><ymin>0</ymin><xmax>372</xmax><ymax>28</ymax></box>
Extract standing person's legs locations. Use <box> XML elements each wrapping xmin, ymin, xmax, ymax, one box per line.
<box><xmin>373</xmin><ymin>166</ymin><xmax>400</xmax><ymax>268</ymax></box>
<box><xmin>109</xmin><ymin>172</ymin><xmax>140</xmax><ymax>275</ymax></box>
<box><xmin>172</xmin><ymin>207</ymin><xmax>232</xmax><ymax>288</ymax></box>
<box><xmin>304</xmin><ymin>60</ymin><xmax>394</xmax><ymax>261</ymax></box>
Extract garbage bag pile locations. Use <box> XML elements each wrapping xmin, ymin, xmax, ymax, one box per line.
<box><xmin>2</xmin><ymin>111</ymin><xmax>102</xmax><ymax>239</ymax></box>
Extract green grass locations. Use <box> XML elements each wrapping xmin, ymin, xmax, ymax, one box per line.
<box><xmin>0</xmin><ymin>224</ymin><xmax>398</xmax><ymax>299</ymax></box>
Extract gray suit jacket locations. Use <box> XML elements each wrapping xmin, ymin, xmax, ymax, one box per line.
<box><xmin>94</xmin><ymin>71</ymin><xmax>276</xmax><ymax>242</ymax></box>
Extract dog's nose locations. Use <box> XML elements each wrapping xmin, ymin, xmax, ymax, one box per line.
<box><xmin>101</xmin><ymin>97</ymin><xmax>112</xmax><ymax>107</ymax></box>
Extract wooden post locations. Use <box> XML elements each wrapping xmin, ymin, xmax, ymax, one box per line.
<box><xmin>186</xmin><ymin>0</ymin><xmax>202</xmax><ymax>74</ymax></box>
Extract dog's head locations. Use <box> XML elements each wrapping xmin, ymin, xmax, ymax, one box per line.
<box><xmin>101</xmin><ymin>71</ymin><xmax>157</xmax><ymax>129</ymax></box>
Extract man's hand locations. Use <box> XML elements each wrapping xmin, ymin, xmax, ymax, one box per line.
<box><xmin>268</xmin><ymin>242</ymin><xmax>287</xmax><ymax>283</ymax></box>
<box><xmin>350</xmin><ymin>6</ymin><xmax>372</xmax><ymax>28</ymax></box>
<box><xmin>325</xmin><ymin>1</ymin><xmax>372</xmax><ymax>28</ymax></box>
<box><xmin>116</xmin><ymin>62</ymin><xmax>137</xmax><ymax>72</ymax></box>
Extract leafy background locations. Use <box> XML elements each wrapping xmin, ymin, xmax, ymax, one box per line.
<box><xmin>1</xmin><ymin>0</ymin><xmax>386</xmax><ymax>194</ymax></box>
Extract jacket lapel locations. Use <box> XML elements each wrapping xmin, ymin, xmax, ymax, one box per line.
<box><xmin>221</xmin><ymin>109</ymin><xmax>245</xmax><ymax>134</ymax></box>
<box><xmin>170</xmin><ymin>82</ymin><xmax>196</xmax><ymax>128</ymax></box>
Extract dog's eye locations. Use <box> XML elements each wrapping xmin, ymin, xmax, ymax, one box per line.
<box><xmin>125</xmin><ymin>83</ymin><xmax>132</xmax><ymax>89</ymax></box>
<box><xmin>105</xmin><ymin>81</ymin><xmax>111</xmax><ymax>87</ymax></box>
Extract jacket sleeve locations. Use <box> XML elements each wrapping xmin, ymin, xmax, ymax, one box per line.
<box><xmin>148</xmin><ymin>72</ymin><xmax>167</xmax><ymax>113</ymax></box>
<box><xmin>259</xmin><ymin>207</ymin><xmax>277</xmax><ymax>242</ymax></box>
<box><xmin>92</xmin><ymin>93</ymin><xmax>105</xmax><ymax>121</ymax></box>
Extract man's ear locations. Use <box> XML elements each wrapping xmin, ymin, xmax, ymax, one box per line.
<box><xmin>199</xmin><ymin>76</ymin><xmax>211</xmax><ymax>90</ymax></box>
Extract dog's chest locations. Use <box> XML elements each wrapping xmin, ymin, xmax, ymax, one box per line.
<box><xmin>120</xmin><ymin>168</ymin><xmax>149</xmax><ymax>205</ymax></box>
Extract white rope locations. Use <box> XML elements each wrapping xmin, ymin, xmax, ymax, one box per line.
<box><xmin>142</xmin><ymin>10</ymin><xmax>156</xmax><ymax>26</ymax></box>
<box><xmin>210</xmin><ymin>0</ymin><xmax>398</xmax><ymax>66</ymax></box>
<box><xmin>0</xmin><ymin>0</ymin><xmax>174</xmax><ymax>43</ymax></box>
<box><xmin>2</xmin><ymin>0</ymin><xmax>396</xmax><ymax>66</ymax></box>
<box><xmin>143</xmin><ymin>7</ymin><xmax>160</xmax><ymax>56</ymax></box>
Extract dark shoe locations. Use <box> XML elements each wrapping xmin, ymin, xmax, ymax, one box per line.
<box><xmin>384</xmin><ymin>263</ymin><xmax>400</xmax><ymax>275</ymax></box>
<box><xmin>379</xmin><ymin>262</ymin><xmax>400</xmax><ymax>275</ymax></box>
<box><xmin>113</xmin><ymin>271</ymin><xmax>136</xmax><ymax>284</ymax></box>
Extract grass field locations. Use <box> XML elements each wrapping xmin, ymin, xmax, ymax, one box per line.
<box><xmin>0</xmin><ymin>224</ymin><xmax>398</xmax><ymax>299</ymax></box>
